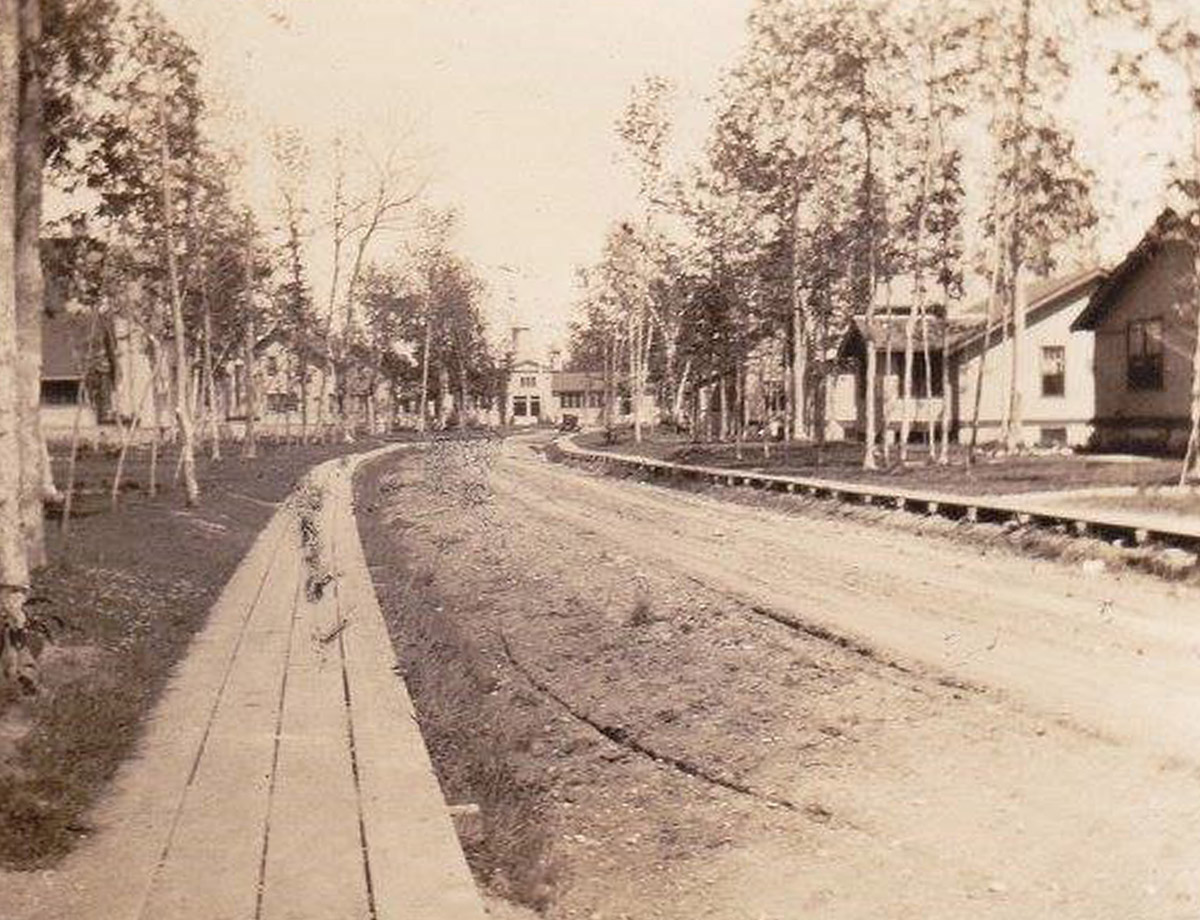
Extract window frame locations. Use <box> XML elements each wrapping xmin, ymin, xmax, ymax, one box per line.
<box><xmin>1126</xmin><ymin>317</ymin><xmax>1164</xmax><ymax>392</ymax></box>
<box><xmin>1040</xmin><ymin>345</ymin><xmax>1066</xmax><ymax>398</ymax></box>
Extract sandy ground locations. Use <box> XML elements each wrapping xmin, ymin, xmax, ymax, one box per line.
<box><xmin>359</xmin><ymin>432</ymin><xmax>1200</xmax><ymax>920</ymax></box>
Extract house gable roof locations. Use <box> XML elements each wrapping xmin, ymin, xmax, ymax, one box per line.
<box><xmin>1072</xmin><ymin>208</ymin><xmax>1185</xmax><ymax>331</ymax></box>
<box><xmin>949</xmin><ymin>265</ymin><xmax>1105</xmax><ymax>354</ymax></box>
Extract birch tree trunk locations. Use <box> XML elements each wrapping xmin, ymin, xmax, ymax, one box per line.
<box><xmin>15</xmin><ymin>0</ymin><xmax>47</xmax><ymax>568</ymax></box>
<box><xmin>418</xmin><ymin>308</ymin><xmax>432</xmax><ymax>434</ymax></box>
<box><xmin>0</xmin><ymin>0</ymin><xmax>35</xmax><ymax>689</ymax></box>
<box><xmin>299</xmin><ymin>357</ymin><xmax>310</xmax><ymax>444</ymax></box>
<box><xmin>111</xmin><ymin>350</ymin><xmax>157</xmax><ymax>509</ymax></box>
<box><xmin>201</xmin><ymin>271</ymin><xmax>221</xmax><ymax>460</ymax></box>
<box><xmin>899</xmin><ymin>316</ymin><xmax>916</xmax><ymax>463</ymax></box>
<box><xmin>241</xmin><ymin>310</ymin><xmax>257</xmax><ymax>459</ymax></box>
<box><xmin>791</xmin><ymin>302</ymin><xmax>809</xmax><ymax>442</ymax></box>
<box><xmin>1003</xmin><ymin>270</ymin><xmax>1025</xmax><ymax>452</ymax></box>
<box><xmin>920</xmin><ymin>310</ymin><xmax>935</xmax><ymax>455</ymax></box>
<box><xmin>672</xmin><ymin>356</ymin><xmax>691</xmax><ymax>430</ymax></box>
<box><xmin>1184</xmin><ymin>84</ymin><xmax>1200</xmax><ymax>483</ymax></box>
<box><xmin>60</xmin><ymin>298</ymin><xmax>101</xmax><ymax>534</ymax></box>
<box><xmin>969</xmin><ymin>228</ymin><xmax>1006</xmax><ymax>465</ymax></box>
<box><xmin>158</xmin><ymin>88</ymin><xmax>199</xmax><ymax>506</ymax></box>
<box><xmin>863</xmin><ymin>341</ymin><xmax>878</xmax><ymax>470</ymax></box>
<box><xmin>1000</xmin><ymin>0</ymin><xmax>1031</xmax><ymax>454</ymax></box>
<box><xmin>629</xmin><ymin>308</ymin><xmax>642</xmax><ymax>443</ymax></box>
<box><xmin>734</xmin><ymin>360</ymin><xmax>744</xmax><ymax>461</ymax></box>
<box><xmin>148</xmin><ymin>338</ymin><xmax>163</xmax><ymax>497</ymax></box>
<box><xmin>717</xmin><ymin>373</ymin><xmax>729</xmax><ymax>441</ymax></box>
<box><xmin>938</xmin><ymin>319</ymin><xmax>952</xmax><ymax>464</ymax></box>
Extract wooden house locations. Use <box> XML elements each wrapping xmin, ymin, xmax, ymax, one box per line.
<box><xmin>1071</xmin><ymin>210</ymin><xmax>1198</xmax><ymax>453</ymax></box>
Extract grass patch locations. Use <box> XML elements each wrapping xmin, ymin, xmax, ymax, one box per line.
<box><xmin>356</xmin><ymin>451</ymin><xmax>558</xmax><ymax>913</ymax></box>
<box><xmin>574</xmin><ymin>427</ymin><xmax>1184</xmax><ymax>496</ymax></box>
<box><xmin>0</xmin><ymin>438</ymin><xmax>376</xmax><ymax>869</ymax></box>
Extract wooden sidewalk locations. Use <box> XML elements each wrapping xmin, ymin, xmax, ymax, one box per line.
<box><xmin>558</xmin><ymin>437</ymin><xmax>1200</xmax><ymax>552</ymax></box>
<box><xmin>11</xmin><ymin>447</ymin><xmax>483</xmax><ymax>920</ymax></box>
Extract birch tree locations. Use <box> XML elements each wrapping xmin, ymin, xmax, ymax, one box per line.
<box><xmin>980</xmin><ymin>0</ymin><xmax>1096</xmax><ymax>452</ymax></box>
<box><xmin>894</xmin><ymin>4</ymin><xmax>975</xmax><ymax>462</ymax></box>
<box><xmin>271</xmin><ymin>128</ymin><xmax>316</xmax><ymax>442</ymax></box>
<box><xmin>15</xmin><ymin>0</ymin><xmax>49</xmax><ymax>567</ymax></box>
<box><xmin>616</xmin><ymin>76</ymin><xmax>689</xmax><ymax>429</ymax></box>
<box><xmin>323</xmin><ymin>139</ymin><xmax>424</xmax><ymax>438</ymax></box>
<box><xmin>1</xmin><ymin>0</ymin><xmax>36</xmax><ymax>690</ymax></box>
<box><xmin>82</xmin><ymin>3</ymin><xmax>207</xmax><ymax>503</ymax></box>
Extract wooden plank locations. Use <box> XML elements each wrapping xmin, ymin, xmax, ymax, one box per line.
<box><xmin>259</xmin><ymin>508</ymin><xmax>371</xmax><ymax>920</ymax></box>
<box><xmin>328</xmin><ymin>468</ymin><xmax>486</xmax><ymax>920</ymax></box>
<box><xmin>139</xmin><ymin>513</ymin><xmax>305</xmax><ymax>920</ymax></box>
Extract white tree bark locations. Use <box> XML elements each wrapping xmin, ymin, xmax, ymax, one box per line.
<box><xmin>0</xmin><ymin>0</ymin><xmax>34</xmax><ymax>688</ymax></box>
<box><xmin>15</xmin><ymin>0</ymin><xmax>48</xmax><ymax>569</ymax></box>
<box><xmin>158</xmin><ymin>83</ymin><xmax>199</xmax><ymax>505</ymax></box>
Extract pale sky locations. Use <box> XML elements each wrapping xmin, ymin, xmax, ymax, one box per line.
<box><xmin>160</xmin><ymin>0</ymin><xmax>753</xmax><ymax>357</ymax></box>
<box><xmin>157</xmin><ymin>0</ymin><xmax>1188</xmax><ymax>359</ymax></box>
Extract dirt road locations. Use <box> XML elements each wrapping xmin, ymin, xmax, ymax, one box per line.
<box><xmin>358</xmin><ymin>433</ymin><xmax>1200</xmax><ymax>919</ymax></box>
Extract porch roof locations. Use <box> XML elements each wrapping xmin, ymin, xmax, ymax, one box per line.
<box><xmin>551</xmin><ymin>370</ymin><xmax>606</xmax><ymax>393</ymax></box>
<box><xmin>837</xmin><ymin>314</ymin><xmax>982</xmax><ymax>359</ymax></box>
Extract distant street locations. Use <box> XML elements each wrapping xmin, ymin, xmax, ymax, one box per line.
<box><xmin>361</xmin><ymin>433</ymin><xmax>1200</xmax><ymax>919</ymax></box>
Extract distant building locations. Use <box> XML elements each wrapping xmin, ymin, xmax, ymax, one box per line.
<box><xmin>40</xmin><ymin>310</ymin><xmax>98</xmax><ymax>436</ymax></box>
<box><xmin>1072</xmin><ymin>209</ymin><xmax>1197</xmax><ymax>452</ymax></box>
<box><xmin>505</xmin><ymin>326</ymin><xmax>655</xmax><ymax>427</ymax></box>
<box><xmin>830</xmin><ymin>308</ymin><xmax>981</xmax><ymax>443</ymax></box>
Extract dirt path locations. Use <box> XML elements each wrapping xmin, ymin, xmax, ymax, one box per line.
<box><xmin>358</xmin><ymin>434</ymin><xmax>1200</xmax><ymax>920</ymax></box>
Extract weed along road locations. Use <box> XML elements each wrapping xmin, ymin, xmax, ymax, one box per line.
<box><xmin>357</xmin><ymin>434</ymin><xmax>1200</xmax><ymax>920</ymax></box>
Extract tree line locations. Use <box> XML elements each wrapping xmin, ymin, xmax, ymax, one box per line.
<box><xmin>570</xmin><ymin>0</ymin><xmax>1200</xmax><ymax>481</ymax></box>
<box><xmin>0</xmin><ymin>0</ymin><xmax>497</xmax><ymax>688</ymax></box>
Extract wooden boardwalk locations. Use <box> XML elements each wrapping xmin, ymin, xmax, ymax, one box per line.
<box><xmin>559</xmin><ymin>438</ymin><xmax>1200</xmax><ymax>552</ymax></box>
<box><xmin>11</xmin><ymin>447</ymin><xmax>483</xmax><ymax>920</ymax></box>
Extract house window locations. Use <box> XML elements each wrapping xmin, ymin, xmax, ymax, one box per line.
<box><xmin>267</xmin><ymin>356</ymin><xmax>279</xmax><ymax>377</ymax></box>
<box><xmin>561</xmin><ymin>391</ymin><xmax>584</xmax><ymax>409</ymax></box>
<box><xmin>267</xmin><ymin>393</ymin><xmax>298</xmax><ymax>413</ymax></box>
<box><xmin>588</xmin><ymin>390</ymin><xmax>604</xmax><ymax>408</ymax></box>
<box><xmin>1127</xmin><ymin>318</ymin><xmax>1164</xmax><ymax>391</ymax></box>
<box><xmin>530</xmin><ymin>396</ymin><xmax>541</xmax><ymax>417</ymax></box>
<box><xmin>519</xmin><ymin>375</ymin><xmax>537</xmax><ymax>389</ymax></box>
<box><xmin>513</xmin><ymin>396</ymin><xmax>527</xmax><ymax>417</ymax></box>
<box><xmin>1039</xmin><ymin>426</ymin><xmax>1068</xmax><ymax>447</ymax></box>
<box><xmin>41</xmin><ymin>379</ymin><xmax>81</xmax><ymax>405</ymax></box>
<box><xmin>1040</xmin><ymin>346</ymin><xmax>1066</xmax><ymax>397</ymax></box>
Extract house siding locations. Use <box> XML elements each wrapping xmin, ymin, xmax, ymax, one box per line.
<box><xmin>953</xmin><ymin>286</ymin><xmax>1097</xmax><ymax>447</ymax></box>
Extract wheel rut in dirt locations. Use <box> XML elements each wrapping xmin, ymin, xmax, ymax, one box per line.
<box><xmin>497</xmin><ymin>630</ymin><xmax>804</xmax><ymax>815</ymax></box>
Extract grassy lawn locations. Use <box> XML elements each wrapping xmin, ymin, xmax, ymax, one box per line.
<box><xmin>0</xmin><ymin>437</ymin><xmax>378</xmax><ymax>869</ymax></box>
<box><xmin>574</xmin><ymin>428</ymin><xmax>1186</xmax><ymax>497</ymax></box>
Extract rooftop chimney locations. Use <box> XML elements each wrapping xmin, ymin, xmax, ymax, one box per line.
<box><xmin>510</xmin><ymin>325</ymin><xmax>531</xmax><ymax>363</ymax></box>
